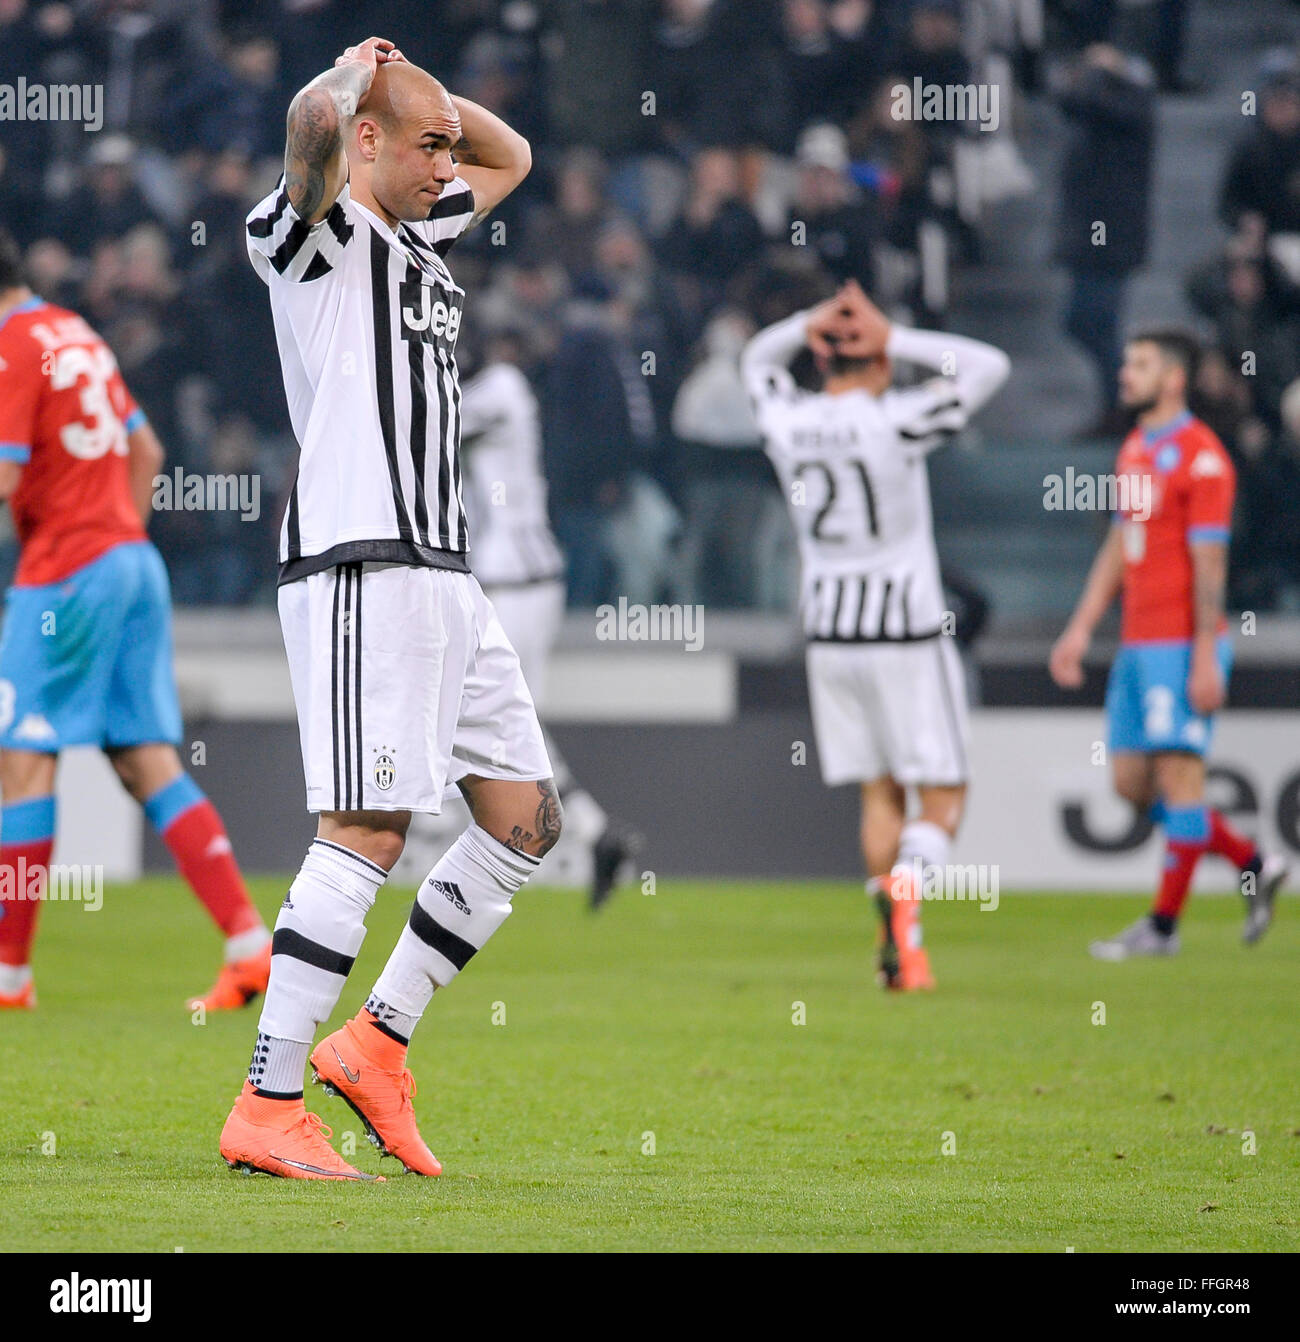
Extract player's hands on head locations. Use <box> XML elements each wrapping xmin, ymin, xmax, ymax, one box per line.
<box><xmin>337</xmin><ymin>37</ymin><xmax>405</xmax><ymax>76</ymax></box>
<box><xmin>807</xmin><ymin>280</ymin><xmax>891</xmax><ymax>363</ymax></box>
<box><xmin>836</xmin><ymin>280</ymin><xmax>891</xmax><ymax>357</ymax></box>
<box><xmin>1049</xmin><ymin>626</ymin><xmax>1089</xmax><ymax>689</ymax></box>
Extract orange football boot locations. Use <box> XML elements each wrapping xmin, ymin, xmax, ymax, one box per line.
<box><xmin>0</xmin><ymin>979</ymin><xmax>35</xmax><ymax>1010</ymax></box>
<box><xmin>310</xmin><ymin>1011</ymin><xmax>442</xmax><ymax>1176</ymax></box>
<box><xmin>875</xmin><ymin>867</ymin><xmax>935</xmax><ymax>992</ymax></box>
<box><xmin>188</xmin><ymin>941</ymin><xmax>272</xmax><ymax>1012</ymax></box>
<box><xmin>219</xmin><ymin>1081</ymin><xmax>382</xmax><ymax>1180</ymax></box>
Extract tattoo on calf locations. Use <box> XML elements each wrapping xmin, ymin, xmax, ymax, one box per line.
<box><xmin>533</xmin><ymin>779</ymin><xmax>562</xmax><ymax>855</ymax></box>
<box><xmin>502</xmin><ymin>780</ymin><xmax>562</xmax><ymax>857</ymax></box>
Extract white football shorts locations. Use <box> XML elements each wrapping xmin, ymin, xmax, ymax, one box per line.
<box><xmin>480</xmin><ymin>577</ymin><xmax>566</xmax><ymax>708</ymax></box>
<box><xmin>805</xmin><ymin>637</ymin><xmax>969</xmax><ymax>787</ymax></box>
<box><xmin>278</xmin><ymin>562</ymin><xmax>552</xmax><ymax>813</ymax></box>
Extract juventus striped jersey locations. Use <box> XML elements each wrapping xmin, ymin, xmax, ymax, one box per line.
<box><xmin>742</xmin><ymin>314</ymin><xmax>1009</xmax><ymax>643</ymax></box>
<box><xmin>460</xmin><ymin>361</ymin><xmax>564</xmax><ymax>588</ymax></box>
<box><xmin>246</xmin><ymin>175</ymin><xmax>477</xmax><ymax>583</ymax></box>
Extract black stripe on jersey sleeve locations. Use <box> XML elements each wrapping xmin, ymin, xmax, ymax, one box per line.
<box><xmin>300</xmin><ymin>251</ymin><xmax>333</xmax><ymax>282</ymax></box>
<box><xmin>427</xmin><ymin>186</ymin><xmax>475</xmax><ymax>222</ymax></box>
<box><xmin>247</xmin><ymin>188</ymin><xmax>290</xmax><ymax>239</ymax></box>
<box><xmin>268</xmin><ymin>216</ymin><xmax>312</xmax><ymax>273</ymax></box>
<box><xmin>368</xmin><ymin>232</ymin><xmax>416</xmax><ymax>544</ymax></box>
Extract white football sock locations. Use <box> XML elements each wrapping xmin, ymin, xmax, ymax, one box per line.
<box><xmin>0</xmin><ymin>963</ymin><xmax>31</xmax><ymax>995</ymax></box>
<box><xmin>369</xmin><ymin>824</ymin><xmax>539</xmax><ymax>1027</ymax></box>
<box><xmin>248</xmin><ymin>839</ymin><xmax>386</xmax><ymax>1095</ymax></box>
<box><xmin>224</xmin><ymin>924</ymin><xmax>271</xmax><ymax>964</ymax></box>
<box><xmin>894</xmin><ymin>820</ymin><xmax>951</xmax><ymax>879</ymax></box>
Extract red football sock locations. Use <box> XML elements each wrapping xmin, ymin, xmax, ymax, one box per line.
<box><xmin>1206</xmin><ymin>810</ymin><xmax>1257</xmax><ymax>870</ymax></box>
<box><xmin>159</xmin><ymin>799</ymin><xmax>262</xmax><ymax>938</ymax></box>
<box><xmin>1152</xmin><ymin>839</ymin><xmax>1208</xmax><ymax>920</ymax></box>
<box><xmin>0</xmin><ymin>836</ymin><xmax>53</xmax><ymax>967</ymax></box>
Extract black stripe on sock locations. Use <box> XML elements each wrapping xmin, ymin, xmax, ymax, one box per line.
<box><xmin>369</xmin><ymin>1017</ymin><xmax>410</xmax><ymax>1046</ymax></box>
<box><xmin>312</xmin><ymin>838</ymin><xmax>388</xmax><ymax>880</ymax></box>
<box><xmin>408</xmin><ymin>900</ymin><xmax>476</xmax><ymax>971</ymax></box>
<box><xmin>272</xmin><ymin>927</ymin><xmax>356</xmax><ymax>977</ymax></box>
<box><xmin>251</xmin><ymin>1087</ymin><xmax>304</xmax><ymax>1101</ymax></box>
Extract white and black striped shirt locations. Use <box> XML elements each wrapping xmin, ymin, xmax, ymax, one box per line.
<box><xmin>742</xmin><ymin>315</ymin><xmax>1010</xmax><ymax>644</ymax></box>
<box><xmin>460</xmin><ymin>362</ymin><xmax>564</xmax><ymax>588</ymax></box>
<box><xmin>247</xmin><ymin>176</ymin><xmax>478</xmax><ymax>583</ymax></box>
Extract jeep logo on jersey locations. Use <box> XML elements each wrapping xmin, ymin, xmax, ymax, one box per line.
<box><xmin>431</xmin><ymin>879</ymin><xmax>470</xmax><ymax>915</ymax></box>
<box><xmin>399</xmin><ymin>278</ymin><xmax>462</xmax><ymax>351</ymax></box>
<box><xmin>373</xmin><ymin>753</ymin><xmax>395</xmax><ymax>791</ymax></box>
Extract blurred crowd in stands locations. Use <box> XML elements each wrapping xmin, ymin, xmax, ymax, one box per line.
<box><xmin>0</xmin><ymin>0</ymin><xmax>1297</xmax><ymax>615</ymax></box>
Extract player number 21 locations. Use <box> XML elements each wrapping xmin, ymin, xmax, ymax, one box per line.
<box><xmin>49</xmin><ymin>344</ymin><xmax>128</xmax><ymax>461</ymax></box>
<box><xmin>796</xmin><ymin>459</ymin><xmax>879</xmax><ymax>542</ymax></box>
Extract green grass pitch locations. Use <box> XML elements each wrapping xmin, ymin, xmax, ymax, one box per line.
<box><xmin>2</xmin><ymin>877</ymin><xmax>1297</xmax><ymax>1252</ymax></box>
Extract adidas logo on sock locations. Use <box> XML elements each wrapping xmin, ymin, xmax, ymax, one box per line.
<box><xmin>429</xmin><ymin>879</ymin><xmax>470</xmax><ymax>915</ymax></box>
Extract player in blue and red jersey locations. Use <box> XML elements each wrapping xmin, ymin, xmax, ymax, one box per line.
<box><xmin>1051</xmin><ymin>328</ymin><xmax>1287</xmax><ymax>958</ymax></box>
<box><xmin>0</xmin><ymin>230</ymin><xmax>271</xmax><ymax>1010</ymax></box>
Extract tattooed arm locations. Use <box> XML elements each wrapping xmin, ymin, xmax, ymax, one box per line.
<box><xmin>1188</xmin><ymin>540</ymin><xmax>1228</xmax><ymax>714</ymax></box>
<box><xmin>448</xmin><ymin>94</ymin><xmax>532</xmax><ymax>225</ymax></box>
<box><xmin>284</xmin><ymin>36</ymin><xmax>400</xmax><ymax>224</ymax></box>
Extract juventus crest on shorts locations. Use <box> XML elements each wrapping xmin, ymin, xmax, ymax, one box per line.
<box><xmin>246</xmin><ymin>175</ymin><xmax>478</xmax><ymax>583</ymax></box>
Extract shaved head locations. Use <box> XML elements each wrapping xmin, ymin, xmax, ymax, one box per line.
<box><xmin>347</xmin><ymin>60</ymin><xmax>463</xmax><ymax>224</ymax></box>
<box><xmin>356</xmin><ymin>61</ymin><xmax>453</xmax><ymax>134</ymax></box>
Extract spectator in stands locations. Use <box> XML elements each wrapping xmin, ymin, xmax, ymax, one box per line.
<box><xmin>1187</xmin><ymin>247</ymin><xmax>1300</xmax><ymax>428</ymax></box>
<box><xmin>1220</xmin><ymin>55</ymin><xmax>1300</xmax><ymax>239</ymax></box>
<box><xmin>543</xmin><ymin>278</ymin><xmax>642</xmax><ymax>606</ymax></box>
<box><xmin>1054</xmin><ymin>43</ymin><xmax>1155</xmax><ymax>431</ymax></box>
<box><xmin>670</xmin><ymin>309</ymin><xmax>789</xmax><ymax>607</ymax></box>
<box><xmin>895</xmin><ymin>0</ymin><xmax>974</xmax><ymax>144</ymax></box>
<box><xmin>56</xmin><ymin>135</ymin><xmax>158</xmax><ymax>253</ymax></box>
<box><xmin>788</xmin><ymin>123</ymin><xmax>879</xmax><ymax>286</ymax></box>
<box><xmin>847</xmin><ymin>73</ymin><xmax>934</xmax><ymax>255</ymax></box>
<box><xmin>657</xmin><ymin>147</ymin><xmax>765</xmax><ymax>313</ymax></box>
<box><xmin>525</xmin><ymin>148</ymin><xmax>620</xmax><ymax>280</ymax></box>
<box><xmin>649</xmin><ymin>0</ymin><xmax>787</xmax><ymax>153</ymax></box>
<box><xmin>539</xmin><ymin>0</ymin><xmax>651</xmax><ymax>154</ymax></box>
<box><xmin>778</xmin><ymin>0</ymin><xmax>878</xmax><ymax>134</ymax></box>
